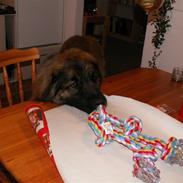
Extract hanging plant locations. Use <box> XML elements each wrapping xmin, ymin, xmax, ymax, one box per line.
<box><xmin>148</xmin><ymin>0</ymin><xmax>176</xmax><ymax>68</ymax></box>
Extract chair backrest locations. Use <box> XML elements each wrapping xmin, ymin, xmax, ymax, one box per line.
<box><xmin>0</xmin><ymin>48</ymin><xmax>40</xmax><ymax>108</ymax></box>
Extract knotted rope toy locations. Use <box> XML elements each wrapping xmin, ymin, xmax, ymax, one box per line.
<box><xmin>88</xmin><ymin>105</ymin><xmax>183</xmax><ymax>183</ymax></box>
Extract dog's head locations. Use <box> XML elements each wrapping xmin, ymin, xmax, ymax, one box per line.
<box><xmin>33</xmin><ymin>48</ymin><xmax>107</xmax><ymax>113</ymax></box>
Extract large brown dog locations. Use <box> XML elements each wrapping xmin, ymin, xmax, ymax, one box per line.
<box><xmin>33</xmin><ymin>35</ymin><xmax>107</xmax><ymax>113</ymax></box>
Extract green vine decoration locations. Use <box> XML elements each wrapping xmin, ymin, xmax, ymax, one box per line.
<box><xmin>149</xmin><ymin>0</ymin><xmax>176</xmax><ymax>68</ymax></box>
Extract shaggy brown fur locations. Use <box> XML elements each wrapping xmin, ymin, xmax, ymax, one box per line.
<box><xmin>32</xmin><ymin>35</ymin><xmax>106</xmax><ymax>113</ymax></box>
<box><xmin>60</xmin><ymin>35</ymin><xmax>105</xmax><ymax>76</ymax></box>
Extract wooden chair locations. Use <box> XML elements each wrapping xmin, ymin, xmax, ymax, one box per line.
<box><xmin>0</xmin><ymin>48</ymin><xmax>40</xmax><ymax>108</ymax></box>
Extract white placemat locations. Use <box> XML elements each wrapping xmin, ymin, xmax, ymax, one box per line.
<box><xmin>45</xmin><ymin>96</ymin><xmax>183</xmax><ymax>183</ymax></box>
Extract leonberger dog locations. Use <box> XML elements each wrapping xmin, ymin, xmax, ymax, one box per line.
<box><xmin>32</xmin><ymin>35</ymin><xmax>107</xmax><ymax>113</ymax></box>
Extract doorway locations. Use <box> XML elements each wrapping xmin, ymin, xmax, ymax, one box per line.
<box><xmin>82</xmin><ymin>0</ymin><xmax>147</xmax><ymax>76</ymax></box>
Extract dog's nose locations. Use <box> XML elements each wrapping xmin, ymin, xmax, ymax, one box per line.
<box><xmin>94</xmin><ymin>95</ymin><xmax>107</xmax><ymax>108</ymax></box>
<box><xmin>86</xmin><ymin>96</ymin><xmax>107</xmax><ymax>114</ymax></box>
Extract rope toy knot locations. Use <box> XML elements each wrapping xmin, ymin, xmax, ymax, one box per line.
<box><xmin>161</xmin><ymin>137</ymin><xmax>183</xmax><ymax>166</ymax></box>
<box><xmin>88</xmin><ymin>105</ymin><xmax>183</xmax><ymax>183</ymax></box>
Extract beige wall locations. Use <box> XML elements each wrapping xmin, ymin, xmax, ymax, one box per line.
<box><xmin>1</xmin><ymin>0</ymin><xmax>84</xmax><ymax>43</ymax></box>
<box><xmin>2</xmin><ymin>0</ymin><xmax>84</xmax><ymax>43</ymax></box>
<box><xmin>62</xmin><ymin>0</ymin><xmax>84</xmax><ymax>41</ymax></box>
<box><xmin>141</xmin><ymin>0</ymin><xmax>183</xmax><ymax>73</ymax></box>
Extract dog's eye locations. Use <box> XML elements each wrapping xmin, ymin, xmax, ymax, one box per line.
<box><xmin>69</xmin><ymin>81</ymin><xmax>78</xmax><ymax>89</ymax></box>
<box><xmin>90</xmin><ymin>72</ymin><xmax>100</xmax><ymax>83</ymax></box>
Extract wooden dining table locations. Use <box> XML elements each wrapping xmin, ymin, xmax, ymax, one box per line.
<box><xmin>0</xmin><ymin>68</ymin><xmax>183</xmax><ymax>183</ymax></box>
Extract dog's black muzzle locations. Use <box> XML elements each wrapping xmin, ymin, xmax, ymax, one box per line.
<box><xmin>87</xmin><ymin>92</ymin><xmax>107</xmax><ymax>114</ymax></box>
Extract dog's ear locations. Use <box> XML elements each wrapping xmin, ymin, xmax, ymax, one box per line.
<box><xmin>33</xmin><ymin>68</ymin><xmax>62</xmax><ymax>101</ymax></box>
<box><xmin>44</xmin><ymin>70</ymin><xmax>65</xmax><ymax>100</ymax></box>
<box><xmin>32</xmin><ymin>73</ymin><xmax>53</xmax><ymax>101</ymax></box>
<box><xmin>40</xmin><ymin>75</ymin><xmax>57</xmax><ymax>101</ymax></box>
<box><xmin>32</xmin><ymin>54</ymin><xmax>64</xmax><ymax>101</ymax></box>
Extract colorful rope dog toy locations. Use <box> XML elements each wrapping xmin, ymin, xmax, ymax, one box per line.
<box><xmin>88</xmin><ymin>105</ymin><xmax>183</xmax><ymax>183</ymax></box>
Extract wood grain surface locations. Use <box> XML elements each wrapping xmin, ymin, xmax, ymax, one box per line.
<box><xmin>0</xmin><ymin>68</ymin><xmax>182</xmax><ymax>183</ymax></box>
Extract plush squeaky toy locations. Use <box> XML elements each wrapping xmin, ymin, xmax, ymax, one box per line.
<box><xmin>88</xmin><ymin>105</ymin><xmax>183</xmax><ymax>183</ymax></box>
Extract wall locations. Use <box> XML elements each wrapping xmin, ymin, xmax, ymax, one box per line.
<box><xmin>141</xmin><ymin>0</ymin><xmax>183</xmax><ymax>73</ymax></box>
<box><xmin>0</xmin><ymin>0</ymin><xmax>84</xmax><ymax>47</ymax></box>
<box><xmin>62</xmin><ymin>0</ymin><xmax>84</xmax><ymax>41</ymax></box>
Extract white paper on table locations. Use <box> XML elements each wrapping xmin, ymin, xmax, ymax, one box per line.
<box><xmin>45</xmin><ymin>95</ymin><xmax>183</xmax><ymax>183</ymax></box>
